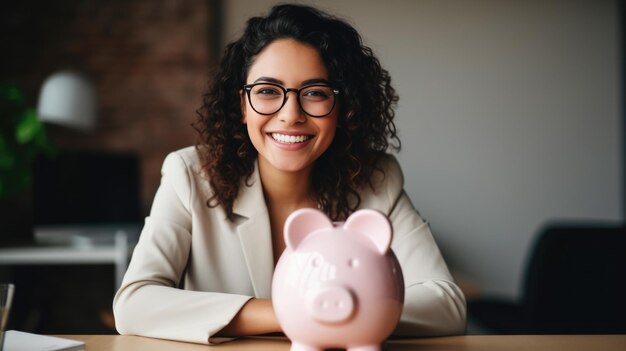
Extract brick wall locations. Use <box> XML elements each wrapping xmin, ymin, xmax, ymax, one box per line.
<box><xmin>2</xmin><ymin>0</ymin><xmax>218</xmax><ymax>215</ymax></box>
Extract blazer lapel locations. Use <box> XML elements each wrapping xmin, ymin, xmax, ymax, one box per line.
<box><xmin>232</xmin><ymin>163</ymin><xmax>274</xmax><ymax>298</ymax></box>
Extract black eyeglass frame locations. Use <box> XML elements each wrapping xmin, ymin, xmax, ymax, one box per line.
<box><xmin>243</xmin><ymin>82</ymin><xmax>340</xmax><ymax>118</ymax></box>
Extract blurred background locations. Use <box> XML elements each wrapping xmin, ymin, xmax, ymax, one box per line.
<box><xmin>0</xmin><ymin>0</ymin><xmax>623</xmax><ymax>335</ymax></box>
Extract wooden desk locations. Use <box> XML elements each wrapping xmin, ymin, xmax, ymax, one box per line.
<box><xmin>59</xmin><ymin>334</ymin><xmax>626</xmax><ymax>351</ymax></box>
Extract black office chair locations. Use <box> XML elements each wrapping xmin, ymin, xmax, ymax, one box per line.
<box><xmin>468</xmin><ymin>223</ymin><xmax>626</xmax><ymax>334</ymax></box>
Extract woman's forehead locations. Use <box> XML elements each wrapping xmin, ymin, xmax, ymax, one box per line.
<box><xmin>246</xmin><ymin>38</ymin><xmax>329</xmax><ymax>85</ymax></box>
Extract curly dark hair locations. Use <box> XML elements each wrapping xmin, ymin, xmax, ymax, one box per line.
<box><xmin>195</xmin><ymin>4</ymin><xmax>400</xmax><ymax>221</ymax></box>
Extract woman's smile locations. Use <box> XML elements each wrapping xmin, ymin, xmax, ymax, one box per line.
<box><xmin>269</xmin><ymin>132</ymin><xmax>313</xmax><ymax>144</ymax></box>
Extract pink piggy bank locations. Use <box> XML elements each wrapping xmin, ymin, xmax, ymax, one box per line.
<box><xmin>272</xmin><ymin>208</ymin><xmax>404</xmax><ymax>351</ymax></box>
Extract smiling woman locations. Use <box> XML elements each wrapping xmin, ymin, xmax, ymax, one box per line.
<box><xmin>113</xmin><ymin>3</ymin><xmax>466</xmax><ymax>345</ymax></box>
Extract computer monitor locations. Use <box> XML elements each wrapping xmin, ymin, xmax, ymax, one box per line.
<box><xmin>33</xmin><ymin>150</ymin><xmax>142</xmax><ymax>246</ymax></box>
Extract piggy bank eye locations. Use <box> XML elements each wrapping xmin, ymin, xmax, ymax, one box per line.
<box><xmin>311</xmin><ymin>257</ymin><xmax>322</xmax><ymax>267</ymax></box>
<box><xmin>348</xmin><ymin>258</ymin><xmax>360</xmax><ymax>268</ymax></box>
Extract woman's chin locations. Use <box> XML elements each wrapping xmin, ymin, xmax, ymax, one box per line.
<box><xmin>260</xmin><ymin>156</ymin><xmax>314</xmax><ymax>175</ymax></box>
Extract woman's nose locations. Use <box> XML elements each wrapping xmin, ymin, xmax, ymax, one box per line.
<box><xmin>277</xmin><ymin>93</ymin><xmax>306</xmax><ymax>125</ymax></box>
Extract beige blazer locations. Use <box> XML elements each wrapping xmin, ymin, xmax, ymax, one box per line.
<box><xmin>113</xmin><ymin>146</ymin><xmax>466</xmax><ymax>344</ymax></box>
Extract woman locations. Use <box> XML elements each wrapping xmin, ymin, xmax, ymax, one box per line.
<box><xmin>113</xmin><ymin>4</ymin><xmax>466</xmax><ymax>344</ymax></box>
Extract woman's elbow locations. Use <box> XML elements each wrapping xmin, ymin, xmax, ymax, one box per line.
<box><xmin>396</xmin><ymin>280</ymin><xmax>467</xmax><ymax>336</ymax></box>
<box><xmin>112</xmin><ymin>290</ymin><xmax>138</xmax><ymax>335</ymax></box>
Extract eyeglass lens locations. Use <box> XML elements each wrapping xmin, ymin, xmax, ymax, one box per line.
<box><xmin>247</xmin><ymin>83</ymin><xmax>336</xmax><ymax>117</ymax></box>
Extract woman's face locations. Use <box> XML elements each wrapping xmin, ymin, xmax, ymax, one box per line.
<box><xmin>242</xmin><ymin>38</ymin><xmax>338</xmax><ymax>177</ymax></box>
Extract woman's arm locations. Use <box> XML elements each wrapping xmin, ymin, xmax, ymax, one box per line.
<box><xmin>369</xmin><ymin>155</ymin><xmax>466</xmax><ymax>336</ymax></box>
<box><xmin>217</xmin><ymin>298</ymin><xmax>281</xmax><ymax>336</ymax></box>
<box><xmin>113</xmin><ymin>150</ymin><xmax>261</xmax><ymax>344</ymax></box>
<box><xmin>390</xmin><ymin>194</ymin><xmax>467</xmax><ymax>336</ymax></box>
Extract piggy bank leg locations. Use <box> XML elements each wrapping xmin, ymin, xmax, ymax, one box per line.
<box><xmin>290</xmin><ymin>342</ymin><xmax>322</xmax><ymax>351</ymax></box>
<box><xmin>348</xmin><ymin>345</ymin><xmax>382</xmax><ymax>351</ymax></box>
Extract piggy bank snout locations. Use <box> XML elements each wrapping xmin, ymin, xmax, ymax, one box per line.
<box><xmin>307</xmin><ymin>286</ymin><xmax>355</xmax><ymax>324</ymax></box>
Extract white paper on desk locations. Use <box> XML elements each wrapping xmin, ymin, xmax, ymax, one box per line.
<box><xmin>3</xmin><ymin>330</ymin><xmax>84</xmax><ymax>351</ymax></box>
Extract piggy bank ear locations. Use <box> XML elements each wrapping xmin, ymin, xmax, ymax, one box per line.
<box><xmin>284</xmin><ymin>208</ymin><xmax>333</xmax><ymax>249</ymax></box>
<box><xmin>344</xmin><ymin>209</ymin><xmax>393</xmax><ymax>254</ymax></box>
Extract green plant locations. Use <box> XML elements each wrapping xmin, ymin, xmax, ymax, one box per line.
<box><xmin>0</xmin><ymin>83</ymin><xmax>54</xmax><ymax>199</ymax></box>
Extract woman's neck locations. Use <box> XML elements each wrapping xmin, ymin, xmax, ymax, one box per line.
<box><xmin>258</xmin><ymin>160</ymin><xmax>315</xmax><ymax>210</ymax></box>
<box><xmin>258</xmin><ymin>159</ymin><xmax>318</xmax><ymax>264</ymax></box>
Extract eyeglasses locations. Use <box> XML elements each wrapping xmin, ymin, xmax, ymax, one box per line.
<box><xmin>243</xmin><ymin>82</ymin><xmax>339</xmax><ymax>118</ymax></box>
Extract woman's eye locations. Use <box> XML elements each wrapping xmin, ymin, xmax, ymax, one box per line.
<box><xmin>302</xmin><ymin>89</ymin><xmax>330</xmax><ymax>100</ymax></box>
<box><xmin>309</xmin><ymin>91</ymin><xmax>327</xmax><ymax>97</ymax></box>
<box><xmin>256</xmin><ymin>88</ymin><xmax>280</xmax><ymax>95</ymax></box>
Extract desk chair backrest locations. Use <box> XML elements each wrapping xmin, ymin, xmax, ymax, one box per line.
<box><xmin>522</xmin><ymin>224</ymin><xmax>626</xmax><ymax>334</ymax></box>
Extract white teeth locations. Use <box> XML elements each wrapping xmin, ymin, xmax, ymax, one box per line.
<box><xmin>271</xmin><ymin>133</ymin><xmax>311</xmax><ymax>144</ymax></box>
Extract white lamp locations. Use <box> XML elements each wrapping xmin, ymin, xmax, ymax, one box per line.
<box><xmin>37</xmin><ymin>70</ymin><xmax>97</xmax><ymax>132</ymax></box>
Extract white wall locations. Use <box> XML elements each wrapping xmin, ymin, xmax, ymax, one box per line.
<box><xmin>222</xmin><ymin>0</ymin><xmax>622</xmax><ymax>298</ymax></box>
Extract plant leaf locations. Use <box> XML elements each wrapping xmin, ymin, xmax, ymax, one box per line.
<box><xmin>15</xmin><ymin>108</ymin><xmax>42</xmax><ymax>144</ymax></box>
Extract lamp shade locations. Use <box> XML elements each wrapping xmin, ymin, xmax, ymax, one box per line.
<box><xmin>37</xmin><ymin>70</ymin><xmax>97</xmax><ymax>131</ymax></box>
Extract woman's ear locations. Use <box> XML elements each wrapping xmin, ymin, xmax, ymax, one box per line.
<box><xmin>240</xmin><ymin>90</ymin><xmax>247</xmax><ymax>124</ymax></box>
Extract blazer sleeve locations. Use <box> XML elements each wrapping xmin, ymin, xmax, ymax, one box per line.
<box><xmin>381</xmin><ymin>156</ymin><xmax>467</xmax><ymax>336</ymax></box>
<box><xmin>112</xmin><ymin>151</ymin><xmax>253</xmax><ymax>344</ymax></box>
